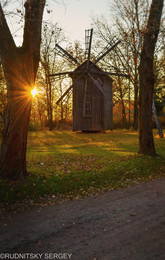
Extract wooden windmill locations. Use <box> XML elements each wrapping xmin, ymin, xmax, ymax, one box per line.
<box><xmin>50</xmin><ymin>29</ymin><xmax>130</xmax><ymax>132</ymax></box>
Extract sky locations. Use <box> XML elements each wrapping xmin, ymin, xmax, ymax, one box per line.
<box><xmin>3</xmin><ymin>0</ymin><xmax>111</xmax><ymax>46</ymax></box>
<box><xmin>46</xmin><ymin>0</ymin><xmax>111</xmax><ymax>44</ymax></box>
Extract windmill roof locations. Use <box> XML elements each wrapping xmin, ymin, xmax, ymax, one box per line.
<box><xmin>70</xmin><ymin>60</ymin><xmax>113</xmax><ymax>81</ymax></box>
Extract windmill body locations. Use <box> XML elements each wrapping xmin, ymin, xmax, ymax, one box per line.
<box><xmin>50</xmin><ymin>29</ymin><xmax>130</xmax><ymax>132</ymax></box>
<box><xmin>70</xmin><ymin>60</ymin><xmax>113</xmax><ymax>131</ymax></box>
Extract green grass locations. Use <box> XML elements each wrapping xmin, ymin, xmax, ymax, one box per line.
<box><xmin>0</xmin><ymin>129</ymin><xmax>165</xmax><ymax>207</ymax></box>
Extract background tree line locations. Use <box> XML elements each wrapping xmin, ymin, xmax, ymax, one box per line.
<box><xmin>1</xmin><ymin>0</ymin><xmax>164</xmax><ymax>132</ymax></box>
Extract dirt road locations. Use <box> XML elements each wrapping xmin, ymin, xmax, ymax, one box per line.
<box><xmin>0</xmin><ymin>178</ymin><xmax>165</xmax><ymax>260</ymax></box>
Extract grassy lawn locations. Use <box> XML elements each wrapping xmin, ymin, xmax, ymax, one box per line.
<box><xmin>0</xmin><ymin>129</ymin><xmax>165</xmax><ymax>207</ymax></box>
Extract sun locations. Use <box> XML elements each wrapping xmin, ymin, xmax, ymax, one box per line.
<box><xmin>31</xmin><ymin>87</ymin><xmax>38</xmax><ymax>98</ymax></box>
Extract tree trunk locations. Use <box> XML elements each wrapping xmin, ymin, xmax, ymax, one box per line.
<box><xmin>152</xmin><ymin>98</ymin><xmax>164</xmax><ymax>138</ymax></box>
<box><xmin>121</xmin><ymin>100</ymin><xmax>127</xmax><ymax>129</ymax></box>
<box><xmin>0</xmin><ymin>0</ymin><xmax>45</xmax><ymax>180</ymax></box>
<box><xmin>1</xmin><ymin>87</ymin><xmax>32</xmax><ymax>180</ymax></box>
<box><xmin>48</xmin><ymin>76</ymin><xmax>53</xmax><ymax>131</ymax></box>
<box><xmin>118</xmin><ymin>78</ymin><xmax>127</xmax><ymax>129</ymax></box>
<box><xmin>41</xmin><ymin>62</ymin><xmax>53</xmax><ymax>131</ymax></box>
<box><xmin>138</xmin><ymin>0</ymin><xmax>164</xmax><ymax>156</ymax></box>
<box><xmin>0</xmin><ymin>52</ymin><xmax>33</xmax><ymax>180</ymax></box>
<box><xmin>133</xmin><ymin>74</ymin><xmax>139</xmax><ymax>130</ymax></box>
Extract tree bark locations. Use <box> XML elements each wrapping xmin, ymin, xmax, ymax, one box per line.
<box><xmin>133</xmin><ymin>73</ymin><xmax>139</xmax><ymax>130</ymax></box>
<box><xmin>152</xmin><ymin>98</ymin><xmax>164</xmax><ymax>138</ymax></box>
<box><xmin>41</xmin><ymin>60</ymin><xmax>53</xmax><ymax>131</ymax></box>
<box><xmin>0</xmin><ymin>0</ymin><xmax>45</xmax><ymax>180</ymax></box>
<box><xmin>138</xmin><ymin>0</ymin><xmax>164</xmax><ymax>156</ymax></box>
<box><xmin>119</xmin><ymin>89</ymin><xmax>127</xmax><ymax>129</ymax></box>
<box><xmin>46</xmin><ymin>74</ymin><xmax>53</xmax><ymax>131</ymax></box>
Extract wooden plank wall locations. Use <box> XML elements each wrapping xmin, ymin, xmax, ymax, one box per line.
<box><xmin>73</xmin><ymin>75</ymin><xmax>113</xmax><ymax>131</ymax></box>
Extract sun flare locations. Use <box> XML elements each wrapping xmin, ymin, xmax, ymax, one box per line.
<box><xmin>31</xmin><ymin>87</ymin><xmax>38</xmax><ymax>98</ymax></box>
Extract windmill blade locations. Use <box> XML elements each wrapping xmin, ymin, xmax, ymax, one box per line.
<box><xmin>56</xmin><ymin>44</ymin><xmax>80</xmax><ymax>65</ymax></box>
<box><xmin>85</xmin><ymin>29</ymin><xmax>93</xmax><ymax>63</ymax></box>
<box><xmin>56</xmin><ymin>85</ymin><xmax>73</xmax><ymax>105</ymax></box>
<box><xmin>49</xmin><ymin>71</ymin><xmax>73</xmax><ymax>77</ymax></box>
<box><xmin>56</xmin><ymin>69</ymin><xmax>88</xmax><ymax>105</ymax></box>
<box><xmin>91</xmin><ymin>37</ymin><xmax>121</xmax><ymax>68</ymax></box>
<box><xmin>49</xmin><ymin>71</ymin><xmax>73</xmax><ymax>81</ymax></box>
<box><xmin>88</xmin><ymin>73</ymin><xmax>106</xmax><ymax>96</ymax></box>
<box><xmin>56</xmin><ymin>72</ymin><xmax>90</xmax><ymax>105</ymax></box>
<box><xmin>107</xmin><ymin>72</ymin><xmax>131</xmax><ymax>79</ymax></box>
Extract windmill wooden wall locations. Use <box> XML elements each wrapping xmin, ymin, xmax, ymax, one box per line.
<box><xmin>70</xmin><ymin>61</ymin><xmax>113</xmax><ymax>131</ymax></box>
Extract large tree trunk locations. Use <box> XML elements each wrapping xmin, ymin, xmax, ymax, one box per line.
<box><xmin>0</xmin><ymin>54</ymin><xmax>32</xmax><ymax>180</ymax></box>
<box><xmin>138</xmin><ymin>0</ymin><xmax>164</xmax><ymax>156</ymax></box>
<box><xmin>0</xmin><ymin>0</ymin><xmax>45</xmax><ymax>180</ymax></box>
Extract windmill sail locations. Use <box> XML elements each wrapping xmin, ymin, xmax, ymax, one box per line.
<box><xmin>91</xmin><ymin>37</ymin><xmax>121</xmax><ymax>68</ymax></box>
<box><xmin>85</xmin><ymin>29</ymin><xmax>93</xmax><ymax>63</ymax></box>
<box><xmin>88</xmin><ymin>73</ymin><xmax>106</xmax><ymax>96</ymax></box>
<box><xmin>107</xmin><ymin>72</ymin><xmax>131</xmax><ymax>78</ymax></box>
<box><xmin>56</xmin><ymin>85</ymin><xmax>73</xmax><ymax>105</ymax></box>
<box><xmin>56</xmin><ymin>71</ymin><xmax>86</xmax><ymax>105</ymax></box>
<box><xmin>49</xmin><ymin>71</ymin><xmax>72</xmax><ymax>77</ymax></box>
<box><xmin>49</xmin><ymin>71</ymin><xmax>73</xmax><ymax>80</ymax></box>
<box><xmin>56</xmin><ymin>44</ymin><xmax>80</xmax><ymax>65</ymax></box>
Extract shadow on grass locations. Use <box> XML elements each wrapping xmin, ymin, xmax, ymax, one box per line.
<box><xmin>0</xmin><ymin>130</ymin><xmax>165</xmax><ymax>207</ymax></box>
